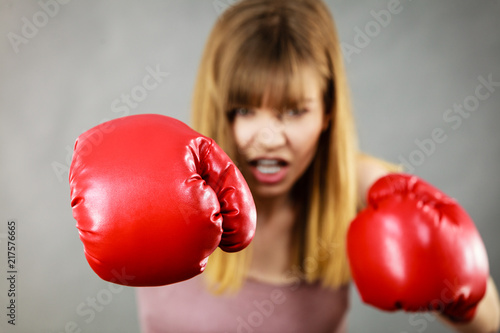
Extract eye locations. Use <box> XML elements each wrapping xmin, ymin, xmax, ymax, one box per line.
<box><xmin>284</xmin><ymin>108</ymin><xmax>307</xmax><ymax>117</ymax></box>
<box><xmin>234</xmin><ymin>107</ymin><xmax>253</xmax><ymax>117</ymax></box>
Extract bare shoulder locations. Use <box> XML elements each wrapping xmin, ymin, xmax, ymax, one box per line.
<box><xmin>356</xmin><ymin>153</ymin><xmax>401</xmax><ymax>207</ymax></box>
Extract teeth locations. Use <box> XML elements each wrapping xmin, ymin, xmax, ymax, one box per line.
<box><xmin>257</xmin><ymin>165</ymin><xmax>281</xmax><ymax>174</ymax></box>
<box><xmin>255</xmin><ymin>159</ymin><xmax>281</xmax><ymax>174</ymax></box>
<box><xmin>257</xmin><ymin>159</ymin><xmax>279</xmax><ymax>166</ymax></box>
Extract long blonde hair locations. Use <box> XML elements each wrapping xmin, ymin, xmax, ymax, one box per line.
<box><xmin>191</xmin><ymin>0</ymin><xmax>358</xmax><ymax>292</ymax></box>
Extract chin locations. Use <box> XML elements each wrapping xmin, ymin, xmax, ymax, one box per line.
<box><xmin>250</xmin><ymin>182</ymin><xmax>293</xmax><ymax>200</ymax></box>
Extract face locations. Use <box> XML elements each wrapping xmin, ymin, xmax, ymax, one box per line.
<box><xmin>232</xmin><ymin>67</ymin><xmax>330</xmax><ymax>199</ymax></box>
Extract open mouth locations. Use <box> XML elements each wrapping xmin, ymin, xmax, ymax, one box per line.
<box><xmin>250</xmin><ymin>159</ymin><xmax>288</xmax><ymax>174</ymax></box>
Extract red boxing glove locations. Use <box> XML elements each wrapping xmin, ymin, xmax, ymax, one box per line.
<box><xmin>69</xmin><ymin>114</ymin><xmax>256</xmax><ymax>286</ymax></box>
<box><xmin>347</xmin><ymin>173</ymin><xmax>489</xmax><ymax>322</ymax></box>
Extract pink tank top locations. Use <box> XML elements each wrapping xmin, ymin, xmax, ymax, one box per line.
<box><xmin>136</xmin><ymin>274</ymin><xmax>349</xmax><ymax>332</ymax></box>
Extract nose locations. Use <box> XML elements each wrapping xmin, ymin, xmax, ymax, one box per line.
<box><xmin>253</xmin><ymin>115</ymin><xmax>286</xmax><ymax>150</ymax></box>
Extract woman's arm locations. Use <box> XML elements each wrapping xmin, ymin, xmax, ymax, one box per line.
<box><xmin>440</xmin><ymin>277</ymin><xmax>500</xmax><ymax>333</ymax></box>
<box><xmin>356</xmin><ymin>153</ymin><xmax>398</xmax><ymax>206</ymax></box>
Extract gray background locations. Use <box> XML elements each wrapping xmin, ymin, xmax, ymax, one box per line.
<box><xmin>1</xmin><ymin>0</ymin><xmax>499</xmax><ymax>332</ymax></box>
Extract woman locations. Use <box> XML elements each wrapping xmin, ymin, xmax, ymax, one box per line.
<box><xmin>137</xmin><ymin>0</ymin><xmax>500</xmax><ymax>331</ymax></box>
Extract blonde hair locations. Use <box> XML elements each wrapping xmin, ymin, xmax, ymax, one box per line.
<box><xmin>191</xmin><ymin>0</ymin><xmax>358</xmax><ymax>292</ymax></box>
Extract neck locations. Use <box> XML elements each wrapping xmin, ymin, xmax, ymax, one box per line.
<box><xmin>253</xmin><ymin>193</ymin><xmax>295</xmax><ymax>224</ymax></box>
<box><xmin>254</xmin><ymin>195</ymin><xmax>292</xmax><ymax>217</ymax></box>
<box><xmin>247</xmin><ymin>192</ymin><xmax>298</xmax><ymax>285</ymax></box>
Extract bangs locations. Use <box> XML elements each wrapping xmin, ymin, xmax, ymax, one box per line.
<box><xmin>225</xmin><ymin>32</ymin><xmax>319</xmax><ymax>113</ymax></box>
